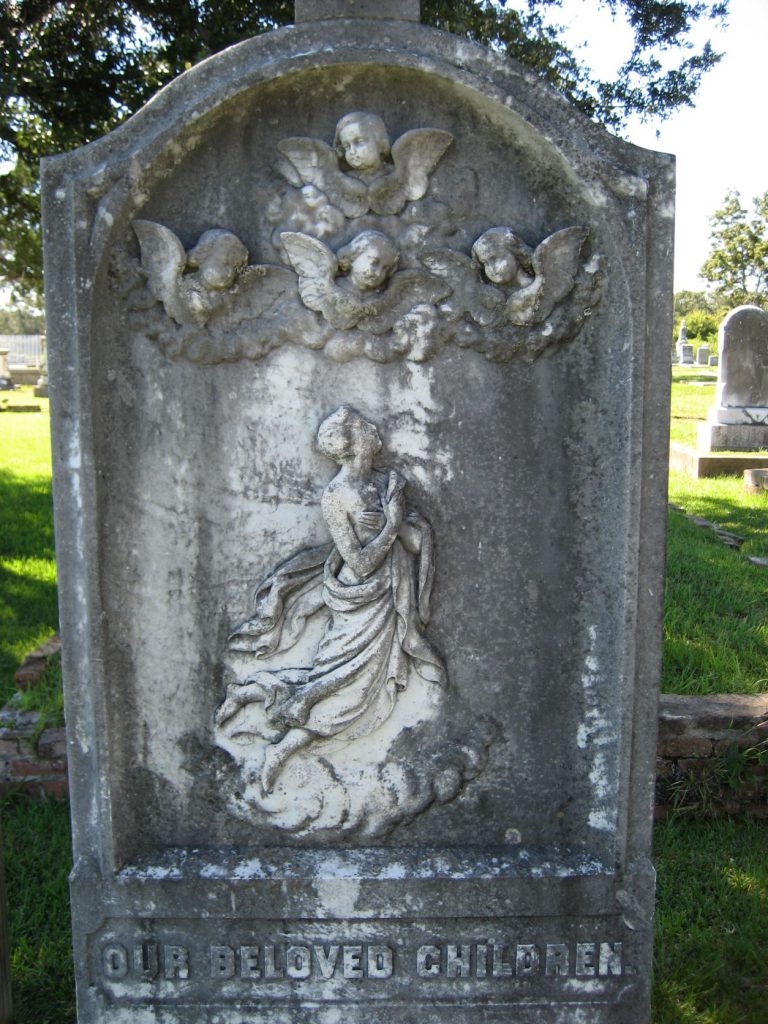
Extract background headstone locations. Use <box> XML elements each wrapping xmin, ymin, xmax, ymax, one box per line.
<box><xmin>699</xmin><ymin>306</ymin><xmax>768</xmax><ymax>451</ymax></box>
<box><xmin>696</xmin><ymin>344</ymin><xmax>710</xmax><ymax>365</ymax></box>
<box><xmin>43</xmin><ymin>4</ymin><xmax>673</xmax><ymax>1022</ymax></box>
<box><xmin>680</xmin><ymin>342</ymin><xmax>695</xmax><ymax>365</ymax></box>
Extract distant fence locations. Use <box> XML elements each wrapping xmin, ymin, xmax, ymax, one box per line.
<box><xmin>0</xmin><ymin>334</ymin><xmax>43</xmax><ymax>366</ymax></box>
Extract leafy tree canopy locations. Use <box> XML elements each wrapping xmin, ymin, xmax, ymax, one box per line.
<box><xmin>700</xmin><ymin>190</ymin><xmax>768</xmax><ymax>309</ymax></box>
<box><xmin>1</xmin><ymin>0</ymin><xmax>729</xmax><ymax>301</ymax></box>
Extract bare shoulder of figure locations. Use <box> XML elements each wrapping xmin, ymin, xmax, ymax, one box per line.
<box><xmin>322</xmin><ymin>478</ymin><xmax>353</xmax><ymax>509</ymax></box>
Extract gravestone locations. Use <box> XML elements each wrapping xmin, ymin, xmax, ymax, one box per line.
<box><xmin>699</xmin><ymin>306</ymin><xmax>768</xmax><ymax>451</ymax></box>
<box><xmin>679</xmin><ymin>343</ymin><xmax>694</xmax><ymax>365</ymax></box>
<box><xmin>42</xmin><ymin>3</ymin><xmax>673</xmax><ymax>1022</ymax></box>
<box><xmin>696</xmin><ymin>344</ymin><xmax>710</xmax><ymax>365</ymax></box>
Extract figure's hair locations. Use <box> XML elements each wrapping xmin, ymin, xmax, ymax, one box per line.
<box><xmin>336</xmin><ymin>231</ymin><xmax>399</xmax><ymax>274</ymax></box>
<box><xmin>317</xmin><ymin>405</ymin><xmax>382</xmax><ymax>464</ymax></box>
<box><xmin>187</xmin><ymin>229</ymin><xmax>248</xmax><ymax>271</ymax></box>
<box><xmin>334</xmin><ymin>112</ymin><xmax>390</xmax><ymax>162</ymax></box>
<box><xmin>471</xmin><ymin>227</ymin><xmax>533</xmax><ymax>273</ymax></box>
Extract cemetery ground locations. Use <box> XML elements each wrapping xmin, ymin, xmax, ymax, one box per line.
<box><xmin>0</xmin><ymin>382</ymin><xmax>766</xmax><ymax>1023</ymax></box>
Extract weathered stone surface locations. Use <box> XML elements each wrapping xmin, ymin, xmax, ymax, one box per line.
<box><xmin>42</xmin><ymin>8</ymin><xmax>672</xmax><ymax>1024</ymax></box>
<box><xmin>296</xmin><ymin>0</ymin><xmax>420</xmax><ymax>21</ymax></box>
<box><xmin>659</xmin><ymin>692</ymin><xmax>768</xmax><ymax>740</ymax></box>
<box><xmin>718</xmin><ymin>306</ymin><xmax>768</xmax><ymax>409</ymax></box>
<box><xmin>700</xmin><ymin>306</ymin><xmax>768</xmax><ymax>450</ymax></box>
<box><xmin>698</xmin><ymin>421</ymin><xmax>768</xmax><ymax>451</ymax></box>
<box><xmin>37</xmin><ymin>727</ymin><xmax>68</xmax><ymax>760</ymax></box>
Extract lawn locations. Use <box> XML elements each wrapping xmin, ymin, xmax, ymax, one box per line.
<box><xmin>1</xmin><ymin>380</ymin><xmax>767</xmax><ymax>1023</ymax></box>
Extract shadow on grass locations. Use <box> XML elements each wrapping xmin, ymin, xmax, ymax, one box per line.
<box><xmin>0</xmin><ymin>469</ymin><xmax>58</xmax><ymax>704</ymax></box>
<box><xmin>669</xmin><ymin>485</ymin><xmax>768</xmax><ymax>553</ymax></box>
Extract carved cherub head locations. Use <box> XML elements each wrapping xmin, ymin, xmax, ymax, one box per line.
<box><xmin>334</xmin><ymin>112</ymin><xmax>391</xmax><ymax>174</ymax></box>
<box><xmin>472</xmin><ymin>227</ymin><xmax>534</xmax><ymax>288</ymax></box>
<box><xmin>317</xmin><ymin>405</ymin><xmax>382</xmax><ymax>465</ymax></box>
<box><xmin>186</xmin><ymin>229</ymin><xmax>249</xmax><ymax>290</ymax></box>
<box><xmin>337</xmin><ymin>231</ymin><xmax>399</xmax><ymax>292</ymax></box>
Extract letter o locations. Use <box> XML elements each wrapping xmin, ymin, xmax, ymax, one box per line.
<box><xmin>103</xmin><ymin>943</ymin><xmax>129</xmax><ymax>979</ymax></box>
<box><xmin>286</xmin><ymin>945</ymin><xmax>312</xmax><ymax>980</ymax></box>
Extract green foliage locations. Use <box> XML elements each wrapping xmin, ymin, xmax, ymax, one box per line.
<box><xmin>0</xmin><ymin>0</ymin><xmax>728</xmax><ymax>299</ymax></box>
<box><xmin>684</xmin><ymin>308</ymin><xmax>719</xmax><ymax>342</ymax></box>
<box><xmin>0</xmin><ymin>304</ymin><xmax>44</xmax><ymax>334</ymax></box>
<box><xmin>666</xmin><ymin>730</ymin><xmax>768</xmax><ymax>814</ymax></box>
<box><xmin>700</xmin><ymin>189</ymin><xmax>768</xmax><ymax>308</ymax></box>
<box><xmin>674</xmin><ymin>290</ymin><xmax>716</xmax><ymax>318</ymax></box>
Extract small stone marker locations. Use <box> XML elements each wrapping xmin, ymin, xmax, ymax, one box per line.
<box><xmin>744</xmin><ymin>468</ymin><xmax>768</xmax><ymax>493</ymax></box>
<box><xmin>699</xmin><ymin>306</ymin><xmax>768</xmax><ymax>451</ymax></box>
<box><xmin>696</xmin><ymin>344</ymin><xmax>710</xmax><ymax>365</ymax></box>
<box><xmin>680</xmin><ymin>342</ymin><xmax>694</xmax><ymax>364</ymax></box>
<box><xmin>42</xmin><ymin>2</ymin><xmax>673</xmax><ymax>1022</ymax></box>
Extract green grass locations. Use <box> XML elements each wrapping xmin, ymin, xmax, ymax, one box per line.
<box><xmin>663</xmin><ymin>475</ymin><xmax>768</xmax><ymax>694</ymax></box>
<box><xmin>1</xmin><ymin>794</ymin><xmax>75</xmax><ymax>1024</ymax></box>
<box><xmin>670</xmin><ymin>367</ymin><xmax>718</xmax><ymax>447</ymax></box>
<box><xmin>0</xmin><ymin>393</ymin><xmax>58</xmax><ymax>707</ymax></box>
<box><xmin>652</xmin><ymin>816</ymin><xmax>768</xmax><ymax>1024</ymax></box>
<box><xmin>18</xmin><ymin>651</ymin><xmax>64</xmax><ymax>740</ymax></box>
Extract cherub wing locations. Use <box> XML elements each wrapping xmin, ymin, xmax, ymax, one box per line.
<box><xmin>277</xmin><ymin>137</ymin><xmax>369</xmax><ymax>219</ymax></box>
<box><xmin>358</xmin><ymin>269</ymin><xmax>451</xmax><ymax>335</ymax></box>
<box><xmin>132</xmin><ymin>219</ymin><xmax>191</xmax><ymax>325</ymax></box>
<box><xmin>280</xmin><ymin>231</ymin><xmax>362</xmax><ymax>329</ymax></box>
<box><xmin>368</xmin><ymin>129</ymin><xmax>453</xmax><ymax>216</ymax></box>
<box><xmin>421</xmin><ymin>249</ymin><xmax>505</xmax><ymax>326</ymax></box>
<box><xmin>504</xmin><ymin>226</ymin><xmax>588</xmax><ymax>325</ymax></box>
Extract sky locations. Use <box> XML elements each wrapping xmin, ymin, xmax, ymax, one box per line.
<box><xmin>539</xmin><ymin>0</ymin><xmax>768</xmax><ymax>292</ymax></box>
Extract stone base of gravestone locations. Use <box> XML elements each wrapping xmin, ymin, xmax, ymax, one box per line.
<box><xmin>698</xmin><ymin>421</ymin><xmax>768</xmax><ymax>452</ymax></box>
<box><xmin>696</xmin><ymin>345</ymin><xmax>710</xmax><ymax>365</ymax></box>
<box><xmin>679</xmin><ymin>343</ymin><xmax>694</xmax><ymax>364</ymax></box>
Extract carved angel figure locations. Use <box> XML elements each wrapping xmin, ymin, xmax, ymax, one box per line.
<box><xmin>133</xmin><ymin>221</ymin><xmax>253</xmax><ymax>326</ymax></box>
<box><xmin>277</xmin><ymin>111</ymin><xmax>453</xmax><ymax>218</ymax></box>
<box><xmin>217</xmin><ymin>406</ymin><xmax>446</xmax><ymax>796</ymax></box>
<box><xmin>472</xmin><ymin>225</ymin><xmax>589</xmax><ymax>326</ymax></box>
<box><xmin>281</xmin><ymin>229</ymin><xmax>449</xmax><ymax>334</ymax></box>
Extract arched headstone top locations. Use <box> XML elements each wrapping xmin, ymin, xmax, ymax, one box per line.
<box><xmin>718</xmin><ymin>304</ymin><xmax>768</xmax><ymax>409</ymax></box>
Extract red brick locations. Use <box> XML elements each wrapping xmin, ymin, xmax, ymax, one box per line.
<box><xmin>13</xmin><ymin>659</ymin><xmax>47</xmax><ymax>690</ymax></box>
<box><xmin>9</xmin><ymin>758</ymin><xmax>60</xmax><ymax>778</ymax></box>
<box><xmin>40</xmin><ymin>777</ymin><xmax>68</xmax><ymax>798</ymax></box>
<box><xmin>657</xmin><ymin>737</ymin><xmax>714</xmax><ymax>758</ymax></box>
